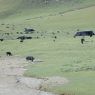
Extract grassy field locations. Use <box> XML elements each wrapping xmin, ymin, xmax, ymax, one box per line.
<box><xmin>0</xmin><ymin>0</ymin><xmax>95</xmax><ymax>19</ymax></box>
<box><xmin>0</xmin><ymin>0</ymin><xmax>95</xmax><ymax>95</ymax></box>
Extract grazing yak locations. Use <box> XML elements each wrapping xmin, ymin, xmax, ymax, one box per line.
<box><xmin>26</xmin><ymin>56</ymin><xmax>35</xmax><ymax>62</ymax></box>
<box><xmin>20</xmin><ymin>40</ymin><xmax>24</xmax><ymax>42</ymax></box>
<box><xmin>26</xmin><ymin>37</ymin><xmax>32</xmax><ymax>39</ymax></box>
<box><xmin>24</xmin><ymin>28</ymin><xmax>35</xmax><ymax>34</ymax></box>
<box><xmin>74</xmin><ymin>30</ymin><xmax>95</xmax><ymax>38</ymax></box>
<box><xmin>81</xmin><ymin>38</ymin><xmax>85</xmax><ymax>44</ymax></box>
<box><xmin>17</xmin><ymin>36</ymin><xmax>32</xmax><ymax>40</ymax></box>
<box><xmin>6</xmin><ymin>52</ymin><xmax>12</xmax><ymax>56</ymax></box>
<box><xmin>17</xmin><ymin>36</ymin><xmax>26</xmax><ymax>40</ymax></box>
<box><xmin>0</xmin><ymin>39</ymin><xmax>4</xmax><ymax>41</ymax></box>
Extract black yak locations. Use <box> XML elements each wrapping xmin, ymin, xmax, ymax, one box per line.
<box><xmin>6</xmin><ymin>52</ymin><xmax>12</xmax><ymax>56</ymax></box>
<box><xmin>17</xmin><ymin>36</ymin><xmax>32</xmax><ymax>40</ymax></box>
<box><xmin>26</xmin><ymin>56</ymin><xmax>35</xmax><ymax>62</ymax></box>
<box><xmin>0</xmin><ymin>39</ymin><xmax>4</xmax><ymax>41</ymax></box>
<box><xmin>24</xmin><ymin>28</ymin><xmax>35</xmax><ymax>34</ymax></box>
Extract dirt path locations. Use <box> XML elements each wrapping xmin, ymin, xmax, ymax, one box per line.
<box><xmin>0</xmin><ymin>56</ymin><xmax>68</xmax><ymax>95</ymax></box>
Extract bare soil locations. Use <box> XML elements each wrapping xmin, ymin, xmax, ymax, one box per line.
<box><xmin>0</xmin><ymin>56</ymin><xmax>68</xmax><ymax>95</ymax></box>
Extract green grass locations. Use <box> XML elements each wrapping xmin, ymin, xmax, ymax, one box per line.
<box><xmin>0</xmin><ymin>0</ymin><xmax>95</xmax><ymax>19</ymax></box>
<box><xmin>46</xmin><ymin>71</ymin><xmax>95</xmax><ymax>95</ymax></box>
<box><xmin>0</xmin><ymin>37</ymin><xmax>95</xmax><ymax>95</ymax></box>
<box><xmin>0</xmin><ymin>0</ymin><xmax>95</xmax><ymax>95</ymax></box>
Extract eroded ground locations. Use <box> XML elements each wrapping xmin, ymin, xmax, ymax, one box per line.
<box><xmin>0</xmin><ymin>56</ymin><xmax>68</xmax><ymax>95</ymax></box>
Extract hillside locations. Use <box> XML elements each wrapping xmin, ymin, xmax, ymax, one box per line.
<box><xmin>0</xmin><ymin>0</ymin><xmax>95</xmax><ymax>19</ymax></box>
<box><xmin>0</xmin><ymin>1</ymin><xmax>95</xmax><ymax>95</ymax></box>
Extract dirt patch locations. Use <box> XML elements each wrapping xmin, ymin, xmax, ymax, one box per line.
<box><xmin>0</xmin><ymin>56</ymin><xmax>68</xmax><ymax>95</ymax></box>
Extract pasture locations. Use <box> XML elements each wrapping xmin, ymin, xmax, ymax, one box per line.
<box><xmin>0</xmin><ymin>32</ymin><xmax>95</xmax><ymax>95</ymax></box>
<box><xmin>0</xmin><ymin>1</ymin><xmax>95</xmax><ymax>95</ymax></box>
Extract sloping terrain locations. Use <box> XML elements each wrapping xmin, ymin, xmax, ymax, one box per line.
<box><xmin>0</xmin><ymin>0</ymin><xmax>95</xmax><ymax>95</ymax></box>
<box><xmin>0</xmin><ymin>56</ymin><xmax>67</xmax><ymax>95</ymax></box>
<box><xmin>0</xmin><ymin>0</ymin><xmax>22</xmax><ymax>18</ymax></box>
<box><xmin>0</xmin><ymin>0</ymin><xmax>95</xmax><ymax>19</ymax></box>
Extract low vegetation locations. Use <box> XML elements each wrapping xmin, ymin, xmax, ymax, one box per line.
<box><xmin>0</xmin><ymin>0</ymin><xmax>95</xmax><ymax>95</ymax></box>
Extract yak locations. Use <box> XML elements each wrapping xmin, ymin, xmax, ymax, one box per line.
<box><xmin>6</xmin><ymin>52</ymin><xmax>12</xmax><ymax>56</ymax></box>
<box><xmin>17</xmin><ymin>36</ymin><xmax>25</xmax><ymax>40</ymax></box>
<box><xmin>0</xmin><ymin>39</ymin><xmax>4</xmax><ymax>41</ymax></box>
<box><xmin>17</xmin><ymin>36</ymin><xmax>32</xmax><ymax>40</ymax></box>
<box><xmin>24</xmin><ymin>28</ymin><xmax>35</xmax><ymax>34</ymax></box>
<box><xmin>26</xmin><ymin>56</ymin><xmax>35</xmax><ymax>62</ymax></box>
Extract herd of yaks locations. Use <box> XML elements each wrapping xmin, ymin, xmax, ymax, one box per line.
<box><xmin>0</xmin><ymin>29</ymin><xmax>95</xmax><ymax>61</ymax></box>
<box><xmin>0</xmin><ymin>27</ymin><xmax>58</xmax><ymax>42</ymax></box>
<box><xmin>1</xmin><ymin>27</ymin><xmax>35</xmax><ymax>61</ymax></box>
<box><xmin>0</xmin><ymin>28</ymin><xmax>35</xmax><ymax>42</ymax></box>
<box><xmin>6</xmin><ymin>51</ymin><xmax>35</xmax><ymax>62</ymax></box>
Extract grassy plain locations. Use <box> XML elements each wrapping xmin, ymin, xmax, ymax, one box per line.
<box><xmin>0</xmin><ymin>0</ymin><xmax>95</xmax><ymax>95</ymax></box>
